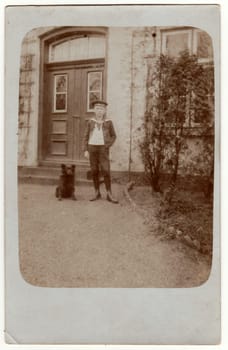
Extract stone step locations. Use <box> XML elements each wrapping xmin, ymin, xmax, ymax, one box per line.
<box><xmin>18</xmin><ymin>165</ymin><xmax>90</xmax><ymax>177</ymax></box>
<box><xmin>18</xmin><ymin>174</ymin><xmax>93</xmax><ymax>186</ymax></box>
<box><xmin>18</xmin><ymin>165</ymin><xmax>93</xmax><ymax>186</ymax></box>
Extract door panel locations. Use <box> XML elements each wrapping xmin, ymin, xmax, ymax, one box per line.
<box><xmin>43</xmin><ymin>62</ymin><xmax>104</xmax><ymax>162</ymax></box>
<box><xmin>46</xmin><ymin>70</ymin><xmax>71</xmax><ymax>160</ymax></box>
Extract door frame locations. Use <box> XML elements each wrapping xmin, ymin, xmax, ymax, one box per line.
<box><xmin>38</xmin><ymin>26</ymin><xmax>108</xmax><ymax>165</ymax></box>
<box><xmin>44</xmin><ymin>60</ymin><xmax>105</xmax><ymax>163</ymax></box>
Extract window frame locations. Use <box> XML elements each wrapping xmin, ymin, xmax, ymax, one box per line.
<box><xmin>87</xmin><ymin>70</ymin><xmax>103</xmax><ymax>112</ymax></box>
<box><xmin>48</xmin><ymin>34</ymin><xmax>106</xmax><ymax>63</ymax></box>
<box><xmin>161</xmin><ymin>29</ymin><xmax>193</xmax><ymax>57</ymax></box>
<box><xmin>160</xmin><ymin>28</ymin><xmax>214</xmax><ymax>128</ymax></box>
<box><xmin>192</xmin><ymin>29</ymin><xmax>213</xmax><ymax>64</ymax></box>
<box><xmin>53</xmin><ymin>74</ymin><xmax>68</xmax><ymax>113</ymax></box>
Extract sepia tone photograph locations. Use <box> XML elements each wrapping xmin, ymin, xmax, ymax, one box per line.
<box><xmin>18</xmin><ymin>24</ymin><xmax>214</xmax><ymax>288</ymax></box>
<box><xmin>4</xmin><ymin>3</ymin><xmax>221</xmax><ymax>345</ymax></box>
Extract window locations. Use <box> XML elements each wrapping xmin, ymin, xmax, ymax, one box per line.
<box><xmin>161</xmin><ymin>28</ymin><xmax>214</xmax><ymax>126</ymax></box>
<box><xmin>87</xmin><ymin>71</ymin><xmax>103</xmax><ymax>111</ymax></box>
<box><xmin>193</xmin><ymin>30</ymin><xmax>213</xmax><ymax>63</ymax></box>
<box><xmin>161</xmin><ymin>28</ymin><xmax>213</xmax><ymax>64</ymax></box>
<box><xmin>190</xmin><ymin>65</ymin><xmax>214</xmax><ymax>125</ymax></box>
<box><xmin>161</xmin><ymin>30</ymin><xmax>192</xmax><ymax>57</ymax></box>
<box><xmin>53</xmin><ymin>74</ymin><xmax>68</xmax><ymax>113</ymax></box>
<box><xmin>49</xmin><ymin>35</ymin><xmax>105</xmax><ymax>63</ymax></box>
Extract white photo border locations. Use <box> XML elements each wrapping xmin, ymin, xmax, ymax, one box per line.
<box><xmin>4</xmin><ymin>3</ymin><xmax>220</xmax><ymax>345</ymax></box>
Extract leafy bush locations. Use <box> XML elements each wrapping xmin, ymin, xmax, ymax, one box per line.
<box><xmin>139</xmin><ymin>51</ymin><xmax>214</xmax><ymax>200</ymax></box>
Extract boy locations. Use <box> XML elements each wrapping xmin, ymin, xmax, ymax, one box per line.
<box><xmin>83</xmin><ymin>100</ymin><xmax>118</xmax><ymax>204</ymax></box>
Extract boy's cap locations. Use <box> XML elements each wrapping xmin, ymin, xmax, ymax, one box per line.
<box><xmin>92</xmin><ymin>100</ymin><xmax>108</xmax><ymax>107</ymax></box>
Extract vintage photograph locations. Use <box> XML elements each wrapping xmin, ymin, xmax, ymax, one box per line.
<box><xmin>4</xmin><ymin>3</ymin><xmax>221</xmax><ymax>345</ymax></box>
<box><xmin>17</xmin><ymin>25</ymin><xmax>215</xmax><ymax>288</ymax></box>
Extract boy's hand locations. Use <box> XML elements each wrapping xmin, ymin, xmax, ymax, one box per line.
<box><xmin>84</xmin><ymin>151</ymin><xmax>89</xmax><ymax>159</ymax></box>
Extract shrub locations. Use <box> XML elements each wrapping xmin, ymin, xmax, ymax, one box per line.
<box><xmin>139</xmin><ymin>51</ymin><xmax>214</xmax><ymax>201</ymax></box>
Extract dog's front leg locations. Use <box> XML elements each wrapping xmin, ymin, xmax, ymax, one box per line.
<box><xmin>56</xmin><ymin>187</ymin><xmax>62</xmax><ymax>201</ymax></box>
<box><xmin>71</xmin><ymin>189</ymin><xmax>77</xmax><ymax>200</ymax></box>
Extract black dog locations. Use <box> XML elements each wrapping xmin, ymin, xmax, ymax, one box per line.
<box><xmin>55</xmin><ymin>164</ymin><xmax>76</xmax><ymax>201</ymax></box>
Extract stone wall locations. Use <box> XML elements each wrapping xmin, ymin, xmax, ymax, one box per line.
<box><xmin>107</xmin><ymin>27</ymin><xmax>158</xmax><ymax>172</ymax></box>
<box><xmin>106</xmin><ymin>27</ymin><xmax>132</xmax><ymax>172</ymax></box>
<box><xmin>18</xmin><ymin>27</ymin><xmax>54</xmax><ymax>166</ymax></box>
<box><xmin>130</xmin><ymin>27</ymin><xmax>158</xmax><ymax>172</ymax></box>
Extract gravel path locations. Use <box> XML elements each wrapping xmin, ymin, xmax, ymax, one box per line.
<box><xmin>19</xmin><ymin>184</ymin><xmax>211</xmax><ymax>287</ymax></box>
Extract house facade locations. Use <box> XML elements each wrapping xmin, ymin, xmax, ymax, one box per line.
<box><xmin>18</xmin><ymin>26</ymin><xmax>214</xmax><ymax>181</ymax></box>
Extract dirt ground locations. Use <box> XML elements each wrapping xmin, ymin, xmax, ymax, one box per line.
<box><xmin>18</xmin><ymin>183</ymin><xmax>211</xmax><ymax>288</ymax></box>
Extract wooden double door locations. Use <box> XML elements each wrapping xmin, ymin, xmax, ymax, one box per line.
<box><xmin>42</xmin><ymin>60</ymin><xmax>105</xmax><ymax>162</ymax></box>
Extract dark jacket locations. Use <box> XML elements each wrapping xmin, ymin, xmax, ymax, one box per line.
<box><xmin>83</xmin><ymin>118</ymin><xmax>117</xmax><ymax>152</ymax></box>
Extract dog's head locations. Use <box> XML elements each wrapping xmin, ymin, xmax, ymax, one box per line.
<box><xmin>61</xmin><ymin>164</ymin><xmax>76</xmax><ymax>176</ymax></box>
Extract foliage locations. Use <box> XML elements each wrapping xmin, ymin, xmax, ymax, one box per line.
<box><xmin>130</xmin><ymin>186</ymin><xmax>213</xmax><ymax>256</ymax></box>
<box><xmin>139</xmin><ymin>50</ymin><xmax>214</xmax><ymax>200</ymax></box>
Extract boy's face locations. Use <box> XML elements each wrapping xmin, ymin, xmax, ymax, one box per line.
<box><xmin>94</xmin><ymin>104</ymin><xmax>106</xmax><ymax>121</ymax></box>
